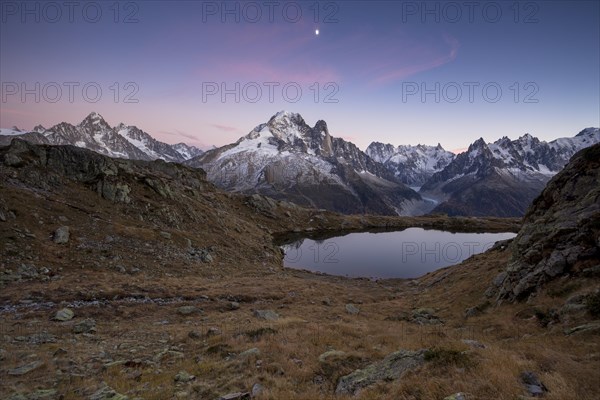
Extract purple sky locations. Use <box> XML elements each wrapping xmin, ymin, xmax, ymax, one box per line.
<box><xmin>1</xmin><ymin>1</ymin><xmax>599</xmax><ymax>152</ymax></box>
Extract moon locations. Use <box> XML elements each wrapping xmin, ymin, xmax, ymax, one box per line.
<box><xmin>315</xmin><ymin>29</ymin><xmax>319</xmax><ymax>36</ymax></box>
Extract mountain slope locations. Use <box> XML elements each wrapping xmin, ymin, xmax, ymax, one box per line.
<box><xmin>421</xmin><ymin>128</ymin><xmax>600</xmax><ymax>217</ymax></box>
<box><xmin>366</xmin><ymin>142</ymin><xmax>455</xmax><ymax>187</ymax></box>
<box><xmin>186</xmin><ymin>111</ymin><xmax>423</xmax><ymax>216</ymax></box>
<box><xmin>0</xmin><ymin>112</ymin><xmax>203</xmax><ymax>162</ymax></box>
<box><xmin>489</xmin><ymin>142</ymin><xmax>600</xmax><ymax>301</ymax></box>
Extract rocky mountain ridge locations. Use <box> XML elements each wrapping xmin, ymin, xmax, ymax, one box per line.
<box><xmin>420</xmin><ymin>128</ymin><xmax>600</xmax><ymax>217</ymax></box>
<box><xmin>0</xmin><ymin>112</ymin><xmax>203</xmax><ymax>163</ymax></box>
<box><xmin>186</xmin><ymin>111</ymin><xmax>424</xmax><ymax>216</ymax></box>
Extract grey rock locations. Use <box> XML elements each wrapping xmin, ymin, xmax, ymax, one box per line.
<box><xmin>53</xmin><ymin>307</ymin><xmax>74</xmax><ymax>321</ymax></box>
<box><xmin>8</xmin><ymin>360</ymin><xmax>44</xmax><ymax>376</ymax></box>
<box><xmin>227</xmin><ymin>301</ymin><xmax>240</xmax><ymax>310</ymax></box>
<box><xmin>251</xmin><ymin>383</ymin><xmax>264</xmax><ymax>397</ymax></box>
<box><xmin>253</xmin><ymin>309</ymin><xmax>279</xmax><ymax>321</ymax></box>
<box><xmin>461</xmin><ymin>339</ymin><xmax>486</xmax><ymax>349</ymax></box>
<box><xmin>239</xmin><ymin>347</ymin><xmax>260</xmax><ymax>358</ymax></box>
<box><xmin>159</xmin><ymin>231</ymin><xmax>171</xmax><ymax>239</ymax></box>
<box><xmin>177</xmin><ymin>306</ymin><xmax>198</xmax><ymax>315</ymax></box>
<box><xmin>494</xmin><ymin>144</ymin><xmax>600</xmax><ymax>302</ymax></box>
<box><xmin>73</xmin><ymin>318</ymin><xmax>96</xmax><ymax>334</ymax></box>
<box><xmin>174</xmin><ymin>370</ymin><xmax>196</xmax><ymax>383</ymax></box>
<box><xmin>492</xmin><ymin>272</ymin><xmax>507</xmax><ymax>287</ymax></box>
<box><xmin>345</xmin><ymin>304</ymin><xmax>360</xmax><ymax>315</ymax></box>
<box><xmin>14</xmin><ymin>332</ymin><xmax>57</xmax><ymax>344</ymax></box>
<box><xmin>444</xmin><ymin>394</ymin><xmax>467</xmax><ymax>400</ymax></box>
<box><xmin>335</xmin><ymin>349</ymin><xmax>425</xmax><ymax>395</ymax></box>
<box><xmin>219</xmin><ymin>393</ymin><xmax>250</xmax><ymax>400</ymax></box>
<box><xmin>564</xmin><ymin>322</ymin><xmax>600</xmax><ymax>336</ymax></box>
<box><xmin>97</xmin><ymin>181</ymin><xmax>131</xmax><ymax>203</ymax></box>
<box><xmin>188</xmin><ymin>330</ymin><xmax>202</xmax><ymax>339</ymax></box>
<box><xmin>53</xmin><ymin>226</ymin><xmax>70</xmax><ymax>244</ymax></box>
<box><xmin>89</xmin><ymin>384</ymin><xmax>129</xmax><ymax>400</ymax></box>
<box><xmin>520</xmin><ymin>371</ymin><xmax>547</xmax><ymax>397</ymax></box>
<box><xmin>318</xmin><ymin>350</ymin><xmax>347</xmax><ymax>363</ymax></box>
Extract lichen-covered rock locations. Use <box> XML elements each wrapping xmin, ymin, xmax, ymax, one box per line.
<box><xmin>53</xmin><ymin>226</ymin><xmax>70</xmax><ymax>244</ymax></box>
<box><xmin>335</xmin><ymin>349</ymin><xmax>425</xmax><ymax>395</ymax></box>
<box><xmin>493</xmin><ymin>144</ymin><xmax>600</xmax><ymax>302</ymax></box>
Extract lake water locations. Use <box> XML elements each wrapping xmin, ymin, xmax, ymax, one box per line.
<box><xmin>281</xmin><ymin>228</ymin><xmax>516</xmax><ymax>279</ymax></box>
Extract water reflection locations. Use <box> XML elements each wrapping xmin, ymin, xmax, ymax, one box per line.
<box><xmin>281</xmin><ymin>228</ymin><xmax>516</xmax><ymax>279</ymax></box>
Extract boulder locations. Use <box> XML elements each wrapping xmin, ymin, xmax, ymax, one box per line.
<box><xmin>53</xmin><ymin>308</ymin><xmax>74</xmax><ymax>321</ymax></box>
<box><xmin>253</xmin><ymin>309</ymin><xmax>279</xmax><ymax>321</ymax></box>
<box><xmin>53</xmin><ymin>226</ymin><xmax>70</xmax><ymax>244</ymax></box>
<box><xmin>335</xmin><ymin>349</ymin><xmax>425</xmax><ymax>395</ymax></box>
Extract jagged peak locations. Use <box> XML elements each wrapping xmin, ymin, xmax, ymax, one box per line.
<box><xmin>576</xmin><ymin>127</ymin><xmax>600</xmax><ymax>137</ymax></box>
<box><xmin>10</xmin><ymin>126</ymin><xmax>21</xmax><ymax>132</ymax></box>
<box><xmin>470</xmin><ymin>137</ymin><xmax>488</xmax><ymax>148</ymax></box>
<box><xmin>270</xmin><ymin>110</ymin><xmax>302</xmax><ymax>122</ymax></box>
<box><xmin>80</xmin><ymin>111</ymin><xmax>109</xmax><ymax>127</ymax></box>
<box><xmin>33</xmin><ymin>125</ymin><xmax>46</xmax><ymax>133</ymax></box>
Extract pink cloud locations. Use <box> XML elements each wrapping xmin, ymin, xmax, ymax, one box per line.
<box><xmin>369</xmin><ymin>34</ymin><xmax>460</xmax><ymax>85</ymax></box>
<box><xmin>198</xmin><ymin>61</ymin><xmax>340</xmax><ymax>85</ymax></box>
<box><xmin>210</xmin><ymin>123</ymin><xmax>238</xmax><ymax>132</ymax></box>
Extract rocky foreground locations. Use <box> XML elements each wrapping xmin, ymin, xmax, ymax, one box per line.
<box><xmin>0</xmin><ymin>139</ymin><xmax>598</xmax><ymax>400</ymax></box>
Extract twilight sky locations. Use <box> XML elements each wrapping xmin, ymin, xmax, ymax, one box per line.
<box><xmin>1</xmin><ymin>1</ymin><xmax>599</xmax><ymax>152</ymax></box>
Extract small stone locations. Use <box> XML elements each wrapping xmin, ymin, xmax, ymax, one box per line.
<box><xmin>254</xmin><ymin>309</ymin><xmax>279</xmax><ymax>321</ymax></box>
<box><xmin>177</xmin><ymin>306</ymin><xmax>198</xmax><ymax>315</ymax></box>
<box><xmin>159</xmin><ymin>231</ymin><xmax>171</xmax><ymax>239</ymax></box>
<box><xmin>219</xmin><ymin>392</ymin><xmax>250</xmax><ymax>400</ymax></box>
<box><xmin>89</xmin><ymin>384</ymin><xmax>129</xmax><ymax>400</ymax></box>
<box><xmin>345</xmin><ymin>304</ymin><xmax>360</xmax><ymax>315</ymax></box>
<box><xmin>251</xmin><ymin>383</ymin><xmax>264</xmax><ymax>397</ymax></box>
<box><xmin>53</xmin><ymin>226</ymin><xmax>70</xmax><ymax>244</ymax></box>
<box><xmin>8</xmin><ymin>360</ymin><xmax>44</xmax><ymax>376</ymax></box>
<box><xmin>461</xmin><ymin>339</ymin><xmax>486</xmax><ymax>349</ymax></box>
<box><xmin>53</xmin><ymin>308</ymin><xmax>74</xmax><ymax>321</ymax></box>
<box><xmin>318</xmin><ymin>350</ymin><xmax>347</xmax><ymax>363</ymax></box>
<box><xmin>239</xmin><ymin>347</ymin><xmax>260</xmax><ymax>358</ymax></box>
<box><xmin>73</xmin><ymin>318</ymin><xmax>96</xmax><ymax>334</ymax></box>
<box><xmin>188</xmin><ymin>330</ymin><xmax>201</xmax><ymax>339</ymax></box>
<box><xmin>520</xmin><ymin>371</ymin><xmax>548</xmax><ymax>397</ymax></box>
<box><xmin>174</xmin><ymin>370</ymin><xmax>196</xmax><ymax>383</ymax></box>
<box><xmin>444</xmin><ymin>393</ymin><xmax>467</xmax><ymax>400</ymax></box>
<box><xmin>200</xmin><ymin>250</ymin><xmax>213</xmax><ymax>263</ymax></box>
<box><xmin>228</xmin><ymin>301</ymin><xmax>240</xmax><ymax>310</ymax></box>
<box><xmin>564</xmin><ymin>322</ymin><xmax>600</xmax><ymax>336</ymax></box>
<box><xmin>199</xmin><ymin>328</ymin><xmax>219</xmax><ymax>339</ymax></box>
<box><xmin>322</xmin><ymin>297</ymin><xmax>332</xmax><ymax>306</ymax></box>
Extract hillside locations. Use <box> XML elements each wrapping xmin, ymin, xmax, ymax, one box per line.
<box><xmin>0</xmin><ymin>139</ymin><xmax>598</xmax><ymax>400</ymax></box>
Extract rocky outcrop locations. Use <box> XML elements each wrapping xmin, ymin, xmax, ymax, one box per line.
<box><xmin>0</xmin><ymin>139</ymin><xmax>208</xmax><ymax>204</ymax></box>
<box><xmin>492</xmin><ymin>143</ymin><xmax>600</xmax><ymax>302</ymax></box>
<box><xmin>335</xmin><ymin>349</ymin><xmax>425</xmax><ymax>395</ymax></box>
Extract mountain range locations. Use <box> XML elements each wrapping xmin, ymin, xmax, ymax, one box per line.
<box><xmin>420</xmin><ymin>128</ymin><xmax>600</xmax><ymax>216</ymax></box>
<box><xmin>0</xmin><ymin>112</ymin><xmax>203</xmax><ymax>163</ymax></box>
<box><xmin>185</xmin><ymin>111</ymin><xmax>423</xmax><ymax>215</ymax></box>
<box><xmin>2</xmin><ymin>111</ymin><xmax>598</xmax><ymax>217</ymax></box>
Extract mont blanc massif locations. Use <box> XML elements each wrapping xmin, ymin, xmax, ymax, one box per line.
<box><xmin>2</xmin><ymin>111</ymin><xmax>598</xmax><ymax>218</ymax></box>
